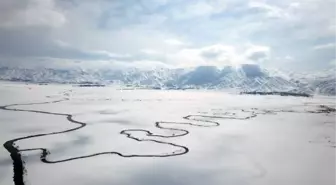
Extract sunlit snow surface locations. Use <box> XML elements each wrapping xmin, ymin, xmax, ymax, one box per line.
<box><xmin>0</xmin><ymin>81</ymin><xmax>335</xmax><ymax>185</ymax></box>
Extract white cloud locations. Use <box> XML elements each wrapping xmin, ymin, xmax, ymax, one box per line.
<box><xmin>327</xmin><ymin>24</ymin><xmax>336</xmax><ymax>35</ymax></box>
<box><xmin>167</xmin><ymin>45</ymin><xmax>235</xmax><ymax>67</ymax></box>
<box><xmin>283</xmin><ymin>55</ymin><xmax>294</xmax><ymax>62</ymax></box>
<box><xmin>169</xmin><ymin>0</ymin><xmax>234</xmax><ymax>20</ymax></box>
<box><xmin>0</xmin><ymin>0</ymin><xmax>334</xmax><ymax>71</ymax></box>
<box><xmin>248</xmin><ymin>1</ymin><xmax>288</xmax><ymax>19</ymax></box>
<box><xmin>140</xmin><ymin>49</ymin><xmax>161</xmax><ymax>55</ymax></box>
<box><xmin>313</xmin><ymin>43</ymin><xmax>335</xmax><ymax>50</ymax></box>
<box><xmin>329</xmin><ymin>59</ymin><xmax>336</xmax><ymax>66</ymax></box>
<box><xmin>164</xmin><ymin>39</ymin><xmax>186</xmax><ymax>46</ymax></box>
<box><xmin>172</xmin><ymin>2</ymin><xmax>216</xmax><ymax>19</ymax></box>
<box><xmin>167</xmin><ymin>44</ymin><xmax>270</xmax><ymax>68</ymax></box>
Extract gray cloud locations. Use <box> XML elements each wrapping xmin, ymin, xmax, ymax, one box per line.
<box><xmin>0</xmin><ymin>27</ymin><xmax>121</xmax><ymax>60</ymax></box>
<box><xmin>248</xmin><ymin>51</ymin><xmax>268</xmax><ymax>62</ymax></box>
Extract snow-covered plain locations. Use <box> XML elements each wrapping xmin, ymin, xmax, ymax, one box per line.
<box><xmin>0</xmin><ymin>81</ymin><xmax>335</xmax><ymax>185</ymax></box>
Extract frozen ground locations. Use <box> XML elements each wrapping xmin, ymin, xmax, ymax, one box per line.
<box><xmin>0</xmin><ymin>81</ymin><xmax>335</xmax><ymax>185</ymax></box>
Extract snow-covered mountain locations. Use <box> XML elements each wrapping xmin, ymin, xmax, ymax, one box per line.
<box><xmin>297</xmin><ymin>70</ymin><xmax>336</xmax><ymax>96</ymax></box>
<box><xmin>0</xmin><ymin>64</ymin><xmax>334</xmax><ymax>95</ymax></box>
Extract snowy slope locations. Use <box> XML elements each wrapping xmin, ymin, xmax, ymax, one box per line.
<box><xmin>0</xmin><ymin>65</ymin><xmax>334</xmax><ymax>95</ymax></box>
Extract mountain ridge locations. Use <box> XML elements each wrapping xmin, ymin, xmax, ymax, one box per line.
<box><xmin>0</xmin><ymin>64</ymin><xmax>334</xmax><ymax>95</ymax></box>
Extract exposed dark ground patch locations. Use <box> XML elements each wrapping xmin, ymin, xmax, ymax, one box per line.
<box><xmin>240</xmin><ymin>91</ymin><xmax>312</xmax><ymax>97</ymax></box>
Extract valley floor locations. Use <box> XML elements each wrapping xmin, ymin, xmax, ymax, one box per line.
<box><xmin>0</xmin><ymin>82</ymin><xmax>335</xmax><ymax>185</ymax></box>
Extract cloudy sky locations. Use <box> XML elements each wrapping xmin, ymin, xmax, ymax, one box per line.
<box><xmin>0</xmin><ymin>0</ymin><xmax>335</xmax><ymax>71</ymax></box>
